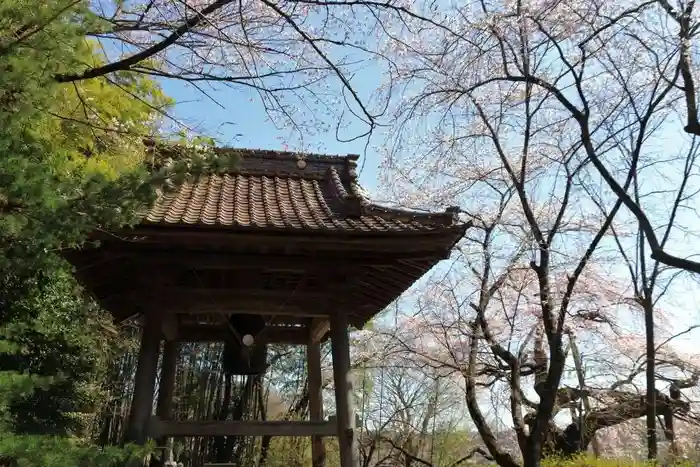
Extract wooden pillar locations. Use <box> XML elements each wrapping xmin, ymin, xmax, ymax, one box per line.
<box><xmin>308</xmin><ymin>333</ymin><xmax>326</xmax><ymax>467</ymax></box>
<box><xmin>124</xmin><ymin>311</ymin><xmax>163</xmax><ymax>444</ymax></box>
<box><xmin>155</xmin><ymin>339</ymin><xmax>178</xmax><ymax>465</ymax></box>
<box><xmin>330</xmin><ymin>313</ymin><xmax>358</xmax><ymax>467</ymax></box>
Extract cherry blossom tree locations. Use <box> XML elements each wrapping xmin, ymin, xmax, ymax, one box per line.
<box><xmin>564</xmin><ymin>320</ymin><xmax>700</xmax><ymax>458</ymax></box>
<box><xmin>585</xmin><ymin>136</ymin><xmax>700</xmax><ymax>458</ymax></box>
<box><xmin>374</xmin><ymin>23</ymin><xmax>700</xmax><ymax>461</ymax></box>
<box><xmin>377</xmin><ymin>50</ymin><xmax>634</xmax><ymax>462</ymax></box>
<box><xmin>366</xmin><ymin>0</ymin><xmax>700</xmax><ymax>464</ymax></box>
<box><xmin>385</xmin><ymin>248</ymin><xmax>700</xmax><ymax>465</ymax></box>
<box><xmin>375</xmin><ymin>0</ymin><xmax>700</xmax><ymax>275</ymax></box>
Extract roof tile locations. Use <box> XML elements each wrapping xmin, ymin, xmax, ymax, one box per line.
<box><xmin>144</xmin><ymin>148</ymin><xmax>460</xmax><ymax>233</ymax></box>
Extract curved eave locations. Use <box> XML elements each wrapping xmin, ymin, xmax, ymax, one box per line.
<box><xmin>131</xmin><ymin>219</ymin><xmax>466</xmax><ymax>236</ymax></box>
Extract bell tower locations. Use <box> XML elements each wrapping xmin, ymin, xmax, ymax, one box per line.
<box><xmin>66</xmin><ymin>147</ymin><xmax>468</xmax><ymax>467</ymax></box>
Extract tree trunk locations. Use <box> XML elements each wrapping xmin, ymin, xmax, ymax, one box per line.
<box><xmin>643</xmin><ymin>297</ymin><xmax>657</xmax><ymax>459</ymax></box>
<box><xmin>551</xmin><ymin>423</ymin><xmax>587</xmax><ymax>456</ymax></box>
<box><xmin>568</xmin><ymin>336</ymin><xmax>600</xmax><ymax>456</ymax></box>
<box><xmin>662</xmin><ymin>406</ymin><xmax>679</xmax><ymax>459</ymax></box>
<box><xmin>522</xmin><ymin>439</ymin><xmax>543</xmax><ymax>467</ymax></box>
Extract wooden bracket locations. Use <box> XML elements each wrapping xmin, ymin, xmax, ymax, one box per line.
<box><xmin>161</xmin><ymin>314</ymin><xmax>179</xmax><ymax>342</ymax></box>
<box><xmin>134</xmin><ymin>313</ymin><xmax>145</xmax><ymax>326</ymax></box>
<box><xmin>310</xmin><ymin>318</ymin><xmax>330</xmax><ymax>343</ymax></box>
<box><xmin>135</xmin><ymin>311</ymin><xmax>178</xmax><ymax>341</ymax></box>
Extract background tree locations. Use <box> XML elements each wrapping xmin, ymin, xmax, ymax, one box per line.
<box><xmin>0</xmin><ymin>2</ymin><xmax>232</xmax><ymax>464</ymax></box>
<box><xmin>584</xmin><ymin>135</ymin><xmax>700</xmax><ymax>459</ymax></box>
<box><xmin>368</xmin><ymin>0</ymin><xmax>700</xmax><ymax>275</ymax></box>
<box><xmin>371</xmin><ymin>0</ymin><xmax>700</xmax><ymax>464</ymax></box>
<box><xmin>376</xmin><ymin>41</ymin><xmax>700</xmax><ymax>466</ymax></box>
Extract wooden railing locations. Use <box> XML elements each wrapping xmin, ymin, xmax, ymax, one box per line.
<box><xmin>147</xmin><ymin>417</ymin><xmax>338</xmax><ymax>438</ymax></box>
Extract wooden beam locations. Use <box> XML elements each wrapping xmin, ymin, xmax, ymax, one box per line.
<box><xmin>104</xmin><ymin>297</ymin><xmax>330</xmax><ymax>317</ymax></box>
<box><xmin>147</xmin><ymin>419</ymin><xmax>337</xmax><ymax>438</ymax></box>
<box><xmin>156</xmin><ymin>341</ymin><xmax>178</xmax><ymax>419</ymax></box>
<box><xmin>124</xmin><ymin>311</ymin><xmax>162</xmax><ymax>444</ymax></box>
<box><xmin>179</xmin><ymin>325</ymin><xmax>308</xmax><ymax>344</ymax></box>
<box><xmin>155</xmin><ymin>340</ymin><xmax>178</xmax><ymax>466</ymax></box>
<box><xmin>179</xmin><ymin>314</ymin><xmax>307</xmax><ymax>326</ymax></box>
<box><xmin>331</xmin><ymin>313</ymin><xmax>359</xmax><ymax>467</ymax></box>
<box><xmin>100</xmin><ymin>227</ymin><xmax>460</xmax><ymax>257</ymax></box>
<box><xmin>111</xmin><ymin>288</ymin><xmax>335</xmax><ymax>304</ymax></box>
<box><xmin>308</xmin><ymin>335</ymin><xmax>326</xmax><ymax>467</ymax></box>
<box><xmin>115</xmin><ymin>251</ymin><xmax>359</xmax><ymax>271</ymax></box>
<box><xmin>161</xmin><ymin>314</ymin><xmax>179</xmax><ymax>342</ymax></box>
<box><xmin>310</xmin><ymin>318</ymin><xmax>330</xmax><ymax>343</ymax></box>
<box><xmin>171</xmin><ymin>303</ymin><xmax>328</xmax><ymax>316</ymax></box>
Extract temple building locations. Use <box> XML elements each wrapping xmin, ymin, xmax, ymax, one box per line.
<box><xmin>67</xmin><ymin>148</ymin><xmax>469</xmax><ymax>467</ymax></box>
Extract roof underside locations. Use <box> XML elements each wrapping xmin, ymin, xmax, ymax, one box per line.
<box><xmin>68</xmin><ymin>148</ymin><xmax>468</xmax><ymax>331</ymax></box>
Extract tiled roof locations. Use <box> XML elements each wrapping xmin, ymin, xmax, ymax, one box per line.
<box><xmin>144</xmin><ymin>148</ymin><xmax>461</xmax><ymax>233</ymax></box>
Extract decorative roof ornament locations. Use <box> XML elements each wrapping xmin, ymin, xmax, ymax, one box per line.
<box><xmin>351</xmin><ymin>181</ymin><xmax>373</xmax><ymax>204</ymax></box>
